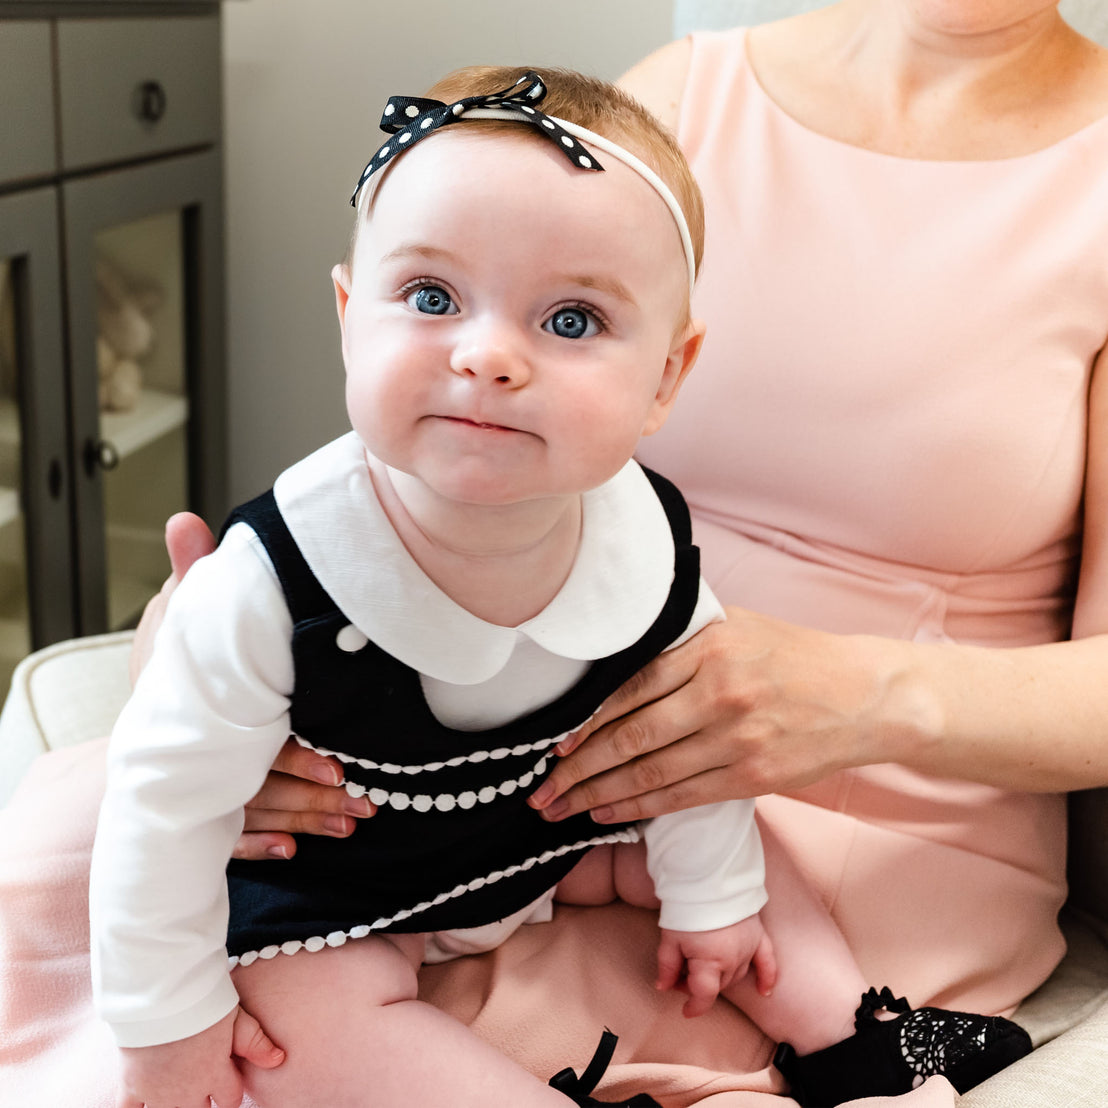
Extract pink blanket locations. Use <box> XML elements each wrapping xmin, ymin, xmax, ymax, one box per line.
<box><xmin>0</xmin><ymin>741</ymin><xmax>956</xmax><ymax>1107</ymax></box>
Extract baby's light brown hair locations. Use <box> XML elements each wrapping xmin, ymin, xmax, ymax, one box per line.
<box><xmin>348</xmin><ymin>64</ymin><xmax>704</xmax><ymax>281</ymax></box>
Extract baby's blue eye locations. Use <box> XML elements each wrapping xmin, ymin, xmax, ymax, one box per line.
<box><xmin>544</xmin><ymin>307</ymin><xmax>599</xmax><ymax>339</ymax></box>
<box><xmin>545</xmin><ymin>308</ymin><xmax>598</xmax><ymax>336</ymax></box>
<box><xmin>408</xmin><ymin>285</ymin><xmax>456</xmax><ymax>315</ymax></box>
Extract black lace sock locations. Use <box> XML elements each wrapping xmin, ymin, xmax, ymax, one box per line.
<box><xmin>773</xmin><ymin>987</ymin><xmax>1033</xmax><ymax>1107</ymax></box>
<box><xmin>548</xmin><ymin>1029</ymin><xmax>661</xmax><ymax>1106</ymax></box>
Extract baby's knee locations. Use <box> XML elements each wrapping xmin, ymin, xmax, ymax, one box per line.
<box><xmin>233</xmin><ymin>937</ymin><xmax>425</xmax><ymax>1105</ymax></box>
<box><xmin>234</xmin><ymin>934</ymin><xmax>421</xmax><ymax>1027</ymax></box>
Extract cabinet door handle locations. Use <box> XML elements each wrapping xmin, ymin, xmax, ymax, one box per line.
<box><xmin>47</xmin><ymin>457</ymin><xmax>64</xmax><ymax>500</ymax></box>
<box><xmin>84</xmin><ymin>438</ymin><xmax>120</xmax><ymax>475</ymax></box>
<box><xmin>134</xmin><ymin>80</ymin><xmax>168</xmax><ymax>124</ymax></box>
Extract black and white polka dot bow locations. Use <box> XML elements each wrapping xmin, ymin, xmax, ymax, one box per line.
<box><xmin>350</xmin><ymin>71</ymin><xmax>604</xmax><ymax>207</ymax></box>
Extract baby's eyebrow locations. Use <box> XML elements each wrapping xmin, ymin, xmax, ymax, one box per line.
<box><xmin>378</xmin><ymin>245</ymin><xmax>636</xmax><ymax>306</ymax></box>
<box><xmin>379</xmin><ymin>242</ymin><xmax>459</xmax><ymax>266</ymax></box>
<box><xmin>559</xmin><ymin>273</ymin><xmax>636</xmax><ymax>306</ymax></box>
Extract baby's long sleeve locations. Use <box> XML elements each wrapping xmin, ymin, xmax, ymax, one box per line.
<box><xmin>642</xmin><ymin>580</ymin><xmax>768</xmax><ymax>933</ymax></box>
<box><xmin>89</xmin><ymin>525</ymin><xmax>295</xmax><ymax>1048</ymax></box>
<box><xmin>644</xmin><ymin>799</ymin><xmax>766</xmax><ymax>932</ymax></box>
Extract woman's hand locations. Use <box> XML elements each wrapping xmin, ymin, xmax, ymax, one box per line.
<box><xmin>529</xmin><ymin>609</ymin><xmax>899</xmax><ymax>823</ymax></box>
<box><xmin>130</xmin><ymin>512</ymin><xmax>374</xmax><ymax>862</ymax></box>
<box><xmin>128</xmin><ymin>512</ymin><xmax>219</xmax><ymax>686</ymax></box>
<box><xmin>234</xmin><ymin>739</ymin><xmax>374</xmax><ymax>860</ymax></box>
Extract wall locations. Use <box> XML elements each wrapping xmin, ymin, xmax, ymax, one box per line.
<box><xmin>221</xmin><ymin>0</ymin><xmax>675</xmax><ymax>503</ymax></box>
<box><xmin>674</xmin><ymin>0</ymin><xmax>1108</xmax><ymax>36</ymax></box>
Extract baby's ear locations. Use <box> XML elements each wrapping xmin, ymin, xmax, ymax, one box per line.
<box><xmin>642</xmin><ymin>318</ymin><xmax>706</xmax><ymax>436</ymax></box>
<box><xmin>332</xmin><ymin>263</ymin><xmax>353</xmax><ymax>359</ymax></box>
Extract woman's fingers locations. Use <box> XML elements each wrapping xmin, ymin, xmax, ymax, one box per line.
<box><xmin>562</xmin><ymin>762</ymin><xmax>742</xmax><ymax>825</ymax></box>
<box><xmin>233</xmin><ymin>739</ymin><xmax>375</xmax><ymax>860</ymax></box>
<box><xmin>129</xmin><ymin>513</ymin><xmax>216</xmax><ymax>687</ymax></box>
<box><xmin>234</xmin><ymin>783</ymin><xmax>372</xmax><ymax>860</ymax></box>
<box><xmin>232</xmin><ymin>829</ymin><xmax>299</xmax><ymax>862</ymax></box>
<box><xmin>556</xmin><ymin>643</ymin><xmax>701</xmax><ymax>757</ymax></box>
<box><xmin>243</xmin><ymin>772</ymin><xmax>374</xmax><ymax>829</ymax></box>
<box><xmin>531</xmin><ymin>609</ymin><xmax>879</xmax><ymax>822</ymax></box>
<box><xmin>164</xmin><ymin>511</ymin><xmax>217</xmax><ymax>580</ymax></box>
<box><xmin>533</xmin><ymin>645</ymin><xmax>707</xmax><ymax>810</ymax></box>
<box><xmin>268</xmin><ymin>736</ymin><xmax>344</xmax><ymax>786</ymax></box>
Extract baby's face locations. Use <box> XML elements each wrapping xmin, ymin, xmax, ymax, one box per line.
<box><xmin>333</xmin><ymin>128</ymin><xmax>700</xmax><ymax>508</ymax></box>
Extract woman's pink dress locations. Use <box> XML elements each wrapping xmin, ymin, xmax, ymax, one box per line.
<box><xmin>2</xmin><ymin>26</ymin><xmax>1106</xmax><ymax>1108</ymax></box>
<box><xmin>633</xmin><ymin>24</ymin><xmax>1108</xmax><ymax>1018</ymax></box>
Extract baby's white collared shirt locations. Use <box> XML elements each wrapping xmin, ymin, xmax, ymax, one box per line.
<box><xmin>92</xmin><ymin>433</ymin><xmax>762</xmax><ymax>1052</ymax></box>
<box><xmin>267</xmin><ymin>432</ymin><xmax>693</xmax><ymax>729</ymax></box>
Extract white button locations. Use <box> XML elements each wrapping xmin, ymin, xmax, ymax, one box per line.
<box><xmin>336</xmin><ymin>624</ymin><xmax>369</xmax><ymax>652</ymax></box>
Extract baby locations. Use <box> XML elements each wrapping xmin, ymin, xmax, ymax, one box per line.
<box><xmin>90</xmin><ymin>66</ymin><xmax>1031</xmax><ymax>1108</ymax></box>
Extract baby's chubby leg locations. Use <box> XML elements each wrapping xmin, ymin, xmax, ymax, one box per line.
<box><xmin>233</xmin><ymin>932</ymin><xmax>571</xmax><ymax>1107</ymax></box>
<box><xmin>555</xmin><ymin>839</ymin><xmax>660</xmax><ymax>910</ymax></box>
<box><xmin>558</xmin><ymin>828</ymin><xmax>865</xmax><ymax>1055</ymax></box>
<box><xmin>716</xmin><ymin>817</ymin><xmax>866</xmax><ymax>1053</ymax></box>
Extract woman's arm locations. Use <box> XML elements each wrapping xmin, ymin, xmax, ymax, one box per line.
<box><xmin>529</xmin><ymin>346</ymin><xmax>1108</xmax><ymax>823</ymax></box>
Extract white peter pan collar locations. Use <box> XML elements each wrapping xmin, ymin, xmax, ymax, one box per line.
<box><xmin>273</xmin><ymin>433</ymin><xmax>676</xmax><ymax>685</ymax></box>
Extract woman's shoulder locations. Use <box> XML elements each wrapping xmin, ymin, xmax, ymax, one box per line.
<box><xmin>617</xmin><ymin>37</ymin><xmax>694</xmax><ymax>133</ymax></box>
<box><xmin>618</xmin><ymin>27</ymin><xmax>755</xmax><ymax>136</ymax></box>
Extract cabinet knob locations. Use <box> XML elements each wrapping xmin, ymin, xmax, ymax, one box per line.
<box><xmin>84</xmin><ymin>438</ymin><xmax>120</xmax><ymax>475</ymax></box>
<box><xmin>47</xmin><ymin>458</ymin><xmax>64</xmax><ymax>500</ymax></box>
<box><xmin>134</xmin><ymin>80</ymin><xmax>168</xmax><ymax>124</ymax></box>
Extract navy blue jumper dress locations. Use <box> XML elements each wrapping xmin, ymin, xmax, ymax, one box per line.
<box><xmin>223</xmin><ymin>467</ymin><xmax>702</xmax><ymax>958</ymax></box>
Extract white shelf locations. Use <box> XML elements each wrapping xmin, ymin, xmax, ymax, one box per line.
<box><xmin>0</xmin><ymin>486</ymin><xmax>19</xmax><ymax>529</ymax></box>
<box><xmin>100</xmin><ymin>389</ymin><xmax>189</xmax><ymax>459</ymax></box>
<box><xmin>0</xmin><ymin>388</ymin><xmax>188</xmax><ymax>470</ymax></box>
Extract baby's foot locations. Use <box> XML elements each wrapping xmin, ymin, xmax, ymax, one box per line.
<box><xmin>773</xmin><ymin>986</ymin><xmax>1032</xmax><ymax>1106</ymax></box>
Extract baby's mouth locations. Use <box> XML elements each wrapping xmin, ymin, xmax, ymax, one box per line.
<box><xmin>440</xmin><ymin>415</ymin><xmax>519</xmax><ymax>433</ymax></box>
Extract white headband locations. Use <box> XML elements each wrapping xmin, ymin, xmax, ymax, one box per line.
<box><xmin>351</xmin><ymin>73</ymin><xmax>698</xmax><ymax>297</ymax></box>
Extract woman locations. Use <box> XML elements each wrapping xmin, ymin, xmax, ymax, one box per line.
<box><xmin>4</xmin><ymin>2</ymin><xmax>1107</xmax><ymax>1105</ymax></box>
<box><xmin>221</xmin><ymin>0</ymin><xmax>1108</xmax><ymax>1011</ymax></box>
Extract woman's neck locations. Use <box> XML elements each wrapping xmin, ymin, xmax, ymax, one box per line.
<box><xmin>750</xmin><ymin>0</ymin><xmax>1108</xmax><ymax>159</ymax></box>
<box><xmin>368</xmin><ymin>458</ymin><xmax>583</xmax><ymax>628</ymax></box>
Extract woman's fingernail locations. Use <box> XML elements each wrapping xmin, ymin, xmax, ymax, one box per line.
<box><xmin>590</xmin><ymin>806</ymin><xmax>615</xmax><ymax>824</ymax></box>
<box><xmin>529</xmin><ymin>782</ymin><xmax>554</xmax><ymax>808</ymax></box>
<box><xmin>323</xmin><ymin>814</ymin><xmax>354</xmax><ymax>835</ymax></box>
<box><xmin>555</xmin><ymin>733</ymin><xmax>579</xmax><ymax>756</ymax></box>
<box><xmin>541</xmin><ymin>797</ymin><xmax>570</xmax><ymax>822</ymax></box>
<box><xmin>343</xmin><ymin>795</ymin><xmax>373</xmax><ymax>817</ymax></box>
<box><xmin>310</xmin><ymin>763</ymin><xmax>341</xmax><ymax>786</ymax></box>
<box><xmin>266</xmin><ymin>844</ymin><xmax>290</xmax><ymax>859</ymax></box>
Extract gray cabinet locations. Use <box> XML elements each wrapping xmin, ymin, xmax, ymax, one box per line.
<box><xmin>0</xmin><ymin>3</ymin><xmax>226</xmax><ymax>691</ymax></box>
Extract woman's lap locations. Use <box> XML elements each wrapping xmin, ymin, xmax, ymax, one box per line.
<box><xmin>0</xmin><ymin>741</ymin><xmax>1058</xmax><ymax>1106</ymax></box>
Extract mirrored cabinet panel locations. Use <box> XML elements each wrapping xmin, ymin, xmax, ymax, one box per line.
<box><xmin>0</xmin><ymin>188</ymin><xmax>74</xmax><ymax>698</ymax></box>
<box><xmin>0</xmin><ymin>6</ymin><xmax>226</xmax><ymax>699</ymax></box>
<box><xmin>95</xmin><ymin>211</ymin><xmax>190</xmax><ymax>630</ymax></box>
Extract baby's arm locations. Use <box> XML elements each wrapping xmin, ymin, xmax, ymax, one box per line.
<box><xmin>644</xmin><ymin>579</ymin><xmax>775</xmax><ymax>1017</ymax></box>
<box><xmin>115</xmin><ymin>1006</ymin><xmax>283</xmax><ymax>1108</ymax></box>
<box><xmin>656</xmin><ymin>916</ymin><xmax>776</xmax><ymax>1019</ymax></box>
<box><xmin>645</xmin><ymin>798</ymin><xmax>774</xmax><ymax>1017</ymax></box>
<box><xmin>90</xmin><ymin>524</ymin><xmax>295</xmax><ymax>1051</ymax></box>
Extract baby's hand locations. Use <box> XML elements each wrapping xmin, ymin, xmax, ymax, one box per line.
<box><xmin>116</xmin><ymin>1004</ymin><xmax>284</xmax><ymax>1108</ymax></box>
<box><xmin>656</xmin><ymin>914</ymin><xmax>777</xmax><ymax>1018</ymax></box>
